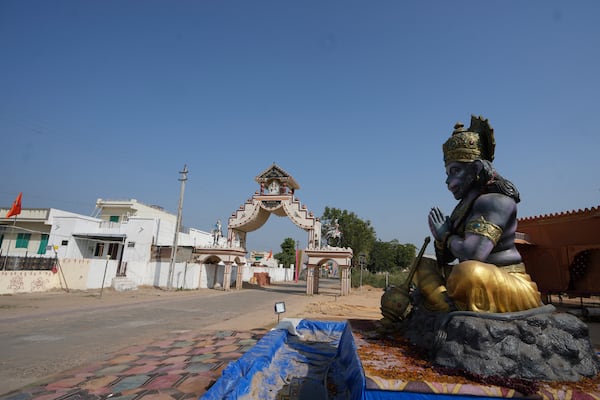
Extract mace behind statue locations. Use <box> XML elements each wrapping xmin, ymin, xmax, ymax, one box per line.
<box><xmin>381</xmin><ymin>115</ymin><xmax>600</xmax><ymax>383</ymax></box>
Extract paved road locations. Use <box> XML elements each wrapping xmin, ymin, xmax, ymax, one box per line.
<box><xmin>0</xmin><ymin>280</ymin><xmax>340</xmax><ymax>395</ymax></box>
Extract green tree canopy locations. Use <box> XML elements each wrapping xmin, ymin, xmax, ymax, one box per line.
<box><xmin>274</xmin><ymin>237</ymin><xmax>296</xmax><ymax>268</ymax></box>
<box><xmin>368</xmin><ymin>239</ymin><xmax>416</xmax><ymax>272</ymax></box>
<box><xmin>321</xmin><ymin>207</ymin><xmax>376</xmax><ymax>267</ymax></box>
<box><xmin>320</xmin><ymin>206</ymin><xmax>417</xmax><ymax>272</ymax></box>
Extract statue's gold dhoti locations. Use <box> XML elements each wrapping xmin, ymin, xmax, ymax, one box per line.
<box><xmin>415</xmin><ymin>258</ymin><xmax>542</xmax><ymax>313</ymax></box>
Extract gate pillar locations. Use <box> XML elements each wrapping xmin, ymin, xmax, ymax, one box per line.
<box><xmin>306</xmin><ymin>264</ymin><xmax>315</xmax><ymax>295</ymax></box>
<box><xmin>340</xmin><ymin>265</ymin><xmax>351</xmax><ymax>296</ymax></box>
<box><xmin>235</xmin><ymin>261</ymin><xmax>245</xmax><ymax>290</ymax></box>
<box><xmin>223</xmin><ymin>261</ymin><xmax>233</xmax><ymax>291</ymax></box>
<box><xmin>305</xmin><ymin>264</ymin><xmax>320</xmax><ymax>295</ymax></box>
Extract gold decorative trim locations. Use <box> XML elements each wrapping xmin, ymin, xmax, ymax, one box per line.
<box><xmin>499</xmin><ymin>263</ymin><xmax>526</xmax><ymax>273</ymax></box>
<box><xmin>465</xmin><ymin>216</ymin><xmax>502</xmax><ymax>245</ymax></box>
<box><xmin>443</xmin><ymin>131</ymin><xmax>483</xmax><ymax>164</ymax></box>
<box><xmin>442</xmin><ymin>116</ymin><xmax>496</xmax><ymax>165</ymax></box>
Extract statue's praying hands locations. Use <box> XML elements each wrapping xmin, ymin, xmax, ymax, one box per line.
<box><xmin>428</xmin><ymin>206</ymin><xmax>449</xmax><ymax>242</ymax></box>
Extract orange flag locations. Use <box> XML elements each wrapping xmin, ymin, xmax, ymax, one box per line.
<box><xmin>267</xmin><ymin>250</ymin><xmax>273</xmax><ymax>259</ymax></box>
<box><xmin>6</xmin><ymin>192</ymin><xmax>22</xmax><ymax>218</ymax></box>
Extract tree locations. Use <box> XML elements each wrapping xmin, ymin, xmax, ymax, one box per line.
<box><xmin>395</xmin><ymin>240</ymin><xmax>417</xmax><ymax>270</ymax></box>
<box><xmin>369</xmin><ymin>240</ymin><xmax>396</xmax><ymax>272</ymax></box>
<box><xmin>321</xmin><ymin>207</ymin><xmax>376</xmax><ymax>266</ymax></box>
<box><xmin>274</xmin><ymin>237</ymin><xmax>296</xmax><ymax>268</ymax></box>
<box><xmin>320</xmin><ymin>206</ymin><xmax>417</xmax><ymax>271</ymax></box>
<box><xmin>369</xmin><ymin>239</ymin><xmax>417</xmax><ymax>272</ymax></box>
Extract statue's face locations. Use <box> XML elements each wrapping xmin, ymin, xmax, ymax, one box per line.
<box><xmin>445</xmin><ymin>161</ymin><xmax>476</xmax><ymax>200</ymax></box>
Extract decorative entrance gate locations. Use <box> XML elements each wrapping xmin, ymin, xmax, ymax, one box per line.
<box><xmin>195</xmin><ymin>163</ymin><xmax>353</xmax><ymax>295</ymax></box>
<box><xmin>304</xmin><ymin>248</ymin><xmax>354</xmax><ymax>296</ymax></box>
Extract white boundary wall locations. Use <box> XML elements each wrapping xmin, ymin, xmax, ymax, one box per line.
<box><xmin>125</xmin><ymin>261</ymin><xmax>201</xmax><ymax>289</ymax></box>
<box><xmin>243</xmin><ymin>265</ymin><xmax>295</xmax><ymax>282</ymax></box>
<box><xmin>1</xmin><ymin>261</ymin><xmax>298</xmax><ymax>294</ymax></box>
<box><xmin>196</xmin><ymin>264</ymin><xmax>295</xmax><ymax>289</ymax></box>
<box><xmin>0</xmin><ymin>270</ymin><xmax>61</xmax><ymax>294</ymax></box>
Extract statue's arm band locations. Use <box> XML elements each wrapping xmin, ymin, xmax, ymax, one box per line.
<box><xmin>465</xmin><ymin>216</ymin><xmax>503</xmax><ymax>245</ymax></box>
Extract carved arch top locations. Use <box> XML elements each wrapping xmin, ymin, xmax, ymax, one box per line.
<box><xmin>226</xmin><ymin>164</ymin><xmax>321</xmax><ymax>250</ymax></box>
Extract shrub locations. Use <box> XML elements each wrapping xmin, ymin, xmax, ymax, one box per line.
<box><xmin>350</xmin><ymin>269</ymin><xmax>410</xmax><ymax>289</ymax></box>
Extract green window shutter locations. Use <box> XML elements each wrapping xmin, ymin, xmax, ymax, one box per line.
<box><xmin>37</xmin><ymin>234</ymin><xmax>49</xmax><ymax>254</ymax></box>
<box><xmin>109</xmin><ymin>215</ymin><xmax>120</xmax><ymax>222</ymax></box>
<box><xmin>16</xmin><ymin>233</ymin><xmax>31</xmax><ymax>248</ymax></box>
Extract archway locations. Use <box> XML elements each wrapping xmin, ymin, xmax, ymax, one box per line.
<box><xmin>195</xmin><ymin>163</ymin><xmax>353</xmax><ymax>294</ymax></box>
<box><xmin>303</xmin><ymin>249</ymin><xmax>353</xmax><ymax>296</ymax></box>
<box><xmin>195</xmin><ymin>251</ymin><xmax>247</xmax><ymax>290</ymax></box>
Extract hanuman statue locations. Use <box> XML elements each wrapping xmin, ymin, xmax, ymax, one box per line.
<box><xmin>416</xmin><ymin>115</ymin><xmax>542</xmax><ymax>313</ymax></box>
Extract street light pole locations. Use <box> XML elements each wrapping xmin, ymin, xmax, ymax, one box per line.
<box><xmin>168</xmin><ymin>164</ymin><xmax>188</xmax><ymax>290</ymax></box>
<box><xmin>294</xmin><ymin>240</ymin><xmax>299</xmax><ymax>283</ymax></box>
<box><xmin>359</xmin><ymin>252</ymin><xmax>366</xmax><ymax>293</ymax></box>
<box><xmin>100</xmin><ymin>255</ymin><xmax>110</xmax><ymax>299</ymax></box>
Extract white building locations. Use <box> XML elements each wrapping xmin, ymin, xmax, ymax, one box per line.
<box><xmin>0</xmin><ymin>199</ymin><xmax>212</xmax><ymax>294</ymax></box>
<box><xmin>248</xmin><ymin>250</ymin><xmax>279</xmax><ymax>268</ymax></box>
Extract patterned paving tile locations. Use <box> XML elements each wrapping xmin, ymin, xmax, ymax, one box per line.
<box><xmin>189</xmin><ymin>353</ymin><xmax>217</xmax><ymax>362</ymax></box>
<box><xmin>81</xmin><ymin>375</ymin><xmax>119</xmax><ymax>394</ymax></box>
<box><xmin>110</xmin><ymin>354</ymin><xmax>141</xmax><ymax>364</ymax></box>
<box><xmin>111</xmin><ymin>375</ymin><xmax>151</xmax><ymax>393</ymax></box>
<box><xmin>155</xmin><ymin>364</ymin><xmax>187</xmax><ymax>374</ymax></box>
<box><xmin>192</xmin><ymin>347</ymin><xmax>216</xmax><ymax>355</ymax></box>
<box><xmin>176</xmin><ymin>374</ymin><xmax>213</xmax><ymax>394</ymax></box>
<box><xmin>144</xmin><ymin>374</ymin><xmax>182</xmax><ymax>390</ymax></box>
<box><xmin>220</xmin><ymin>351</ymin><xmax>244</xmax><ymax>360</ymax></box>
<box><xmin>0</xmin><ymin>329</ymin><xmax>268</xmax><ymax>400</ymax></box>
<box><xmin>123</xmin><ymin>364</ymin><xmax>159</xmax><ymax>375</ymax></box>
<box><xmin>45</xmin><ymin>376</ymin><xmax>87</xmax><ymax>390</ymax></box>
<box><xmin>185</xmin><ymin>363</ymin><xmax>216</xmax><ymax>373</ymax></box>
<box><xmin>96</xmin><ymin>364</ymin><xmax>131</xmax><ymax>376</ymax></box>
<box><xmin>172</xmin><ymin>340</ymin><xmax>194</xmax><ymax>348</ymax></box>
<box><xmin>166</xmin><ymin>347</ymin><xmax>190</xmax><ymax>356</ymax></box>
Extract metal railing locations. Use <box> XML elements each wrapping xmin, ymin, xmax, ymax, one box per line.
<box><xmin>0</xmin><ymin>255</ymin><xmax>55</xmax><ymax>271</ymax></box>
<box><xmin>515</xmin><ymin>232</ymin><xmax>531</xmax><ymax>242</ymax></box>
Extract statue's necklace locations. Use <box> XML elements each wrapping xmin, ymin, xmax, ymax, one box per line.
<box><xmin>450</xmin><ymin>194</ymin><xmax>478</xmax><ymax>234</ymax></box>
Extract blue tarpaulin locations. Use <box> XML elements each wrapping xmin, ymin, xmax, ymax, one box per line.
<box><xmin>201</xmin><ymin>319</ymin><xmax>511</xmax><ymax>400</ymax></box>
<box><xmin>202</xmin><ymin>319</ymin><xmax>365</xmax><ymax>399</ymax></box>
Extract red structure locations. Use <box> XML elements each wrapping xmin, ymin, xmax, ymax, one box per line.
<box><xmin>516</xmin><ymin>206</ymin><xmax>600</xmax><ymax>299</ymax></box>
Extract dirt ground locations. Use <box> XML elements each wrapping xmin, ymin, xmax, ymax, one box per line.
<box><xmin>302</xmin><ymin>286</ymin><xmax>383</xmax><ymax>320</ymax></box>
<box><xmin>2</xmin><ymin>286</ymin><xmax>599</xmax><ymax>331</ymax></box>
<box><xmin>0</xmin><ymin>286</ymin><xmax>215</xmax><ymax>318</ymax></box>
<box><xmin>0</xmin><ymin>284</ymin><xmax>385</xmax><ymax>327</ymax></box>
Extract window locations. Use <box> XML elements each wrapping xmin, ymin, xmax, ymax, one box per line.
<box><xmin>109</xmin><ymin>215</ymin><xmax>120</xmax><ymax>222</ymax></box>
<box><xmin>127</xmin><ymin>241</ymin><xmax>135</xmax><ymax>248</ymax></box>
<box><xmin>61</xmin><ymin>240</ymin><xmax>68</xmax><ymax>246</ymax></box>
<box><xmin>37</xmin><ymin>234</ymin><xmax>49</xmax><ymax>255</ymax></box>
<box><xmin>108</xmin><ymin>243</ymin><xmax>119</xmax><ymax>260</ymax></box>
<box><xmin>16</xmin><ymin>233</ymin><xmax>31</xmax><ymax>248</ymax></box>
<box><xmin>94</xmin><ymin>243</ymin><xmax>105</xmax><ymax>257</ymax></box>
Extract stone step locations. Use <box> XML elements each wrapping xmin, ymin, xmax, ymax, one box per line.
<box><xmin>112</xmin><ymin>276</ymin><xmax>138</xmax><ymax>292</ymax></box>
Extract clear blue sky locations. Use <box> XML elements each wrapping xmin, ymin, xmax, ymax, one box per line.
<box><xmin>1</xmin><ymin>1</ymin><xmax>599</xmax><ymax>253</ymax></box>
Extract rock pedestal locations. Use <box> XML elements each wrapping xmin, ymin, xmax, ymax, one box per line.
<box><xmin>403</xmin><ymin>292</ymin><xmax>600</xmax><ymax>382</ymax></box>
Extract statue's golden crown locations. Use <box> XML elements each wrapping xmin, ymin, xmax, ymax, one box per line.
<box><xmin>443</xmin><ymin>115</ymin><xmax>496</xmax><ymax>165</ymax></box>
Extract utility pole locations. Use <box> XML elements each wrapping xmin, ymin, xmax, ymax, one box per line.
<box><xmin>294</xmin><ymin>240</ymin><xmax>299</xmax><ymax>282</ymax></box>
<box><xmin>359</xmin><ymin>252</ymin><xmax>366</xmax><ymax>293</ymax></box>
<box><xmin>168</xmin><ymin>164</ymin><xmax>188</xmax><ymax>290</ymax></box>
